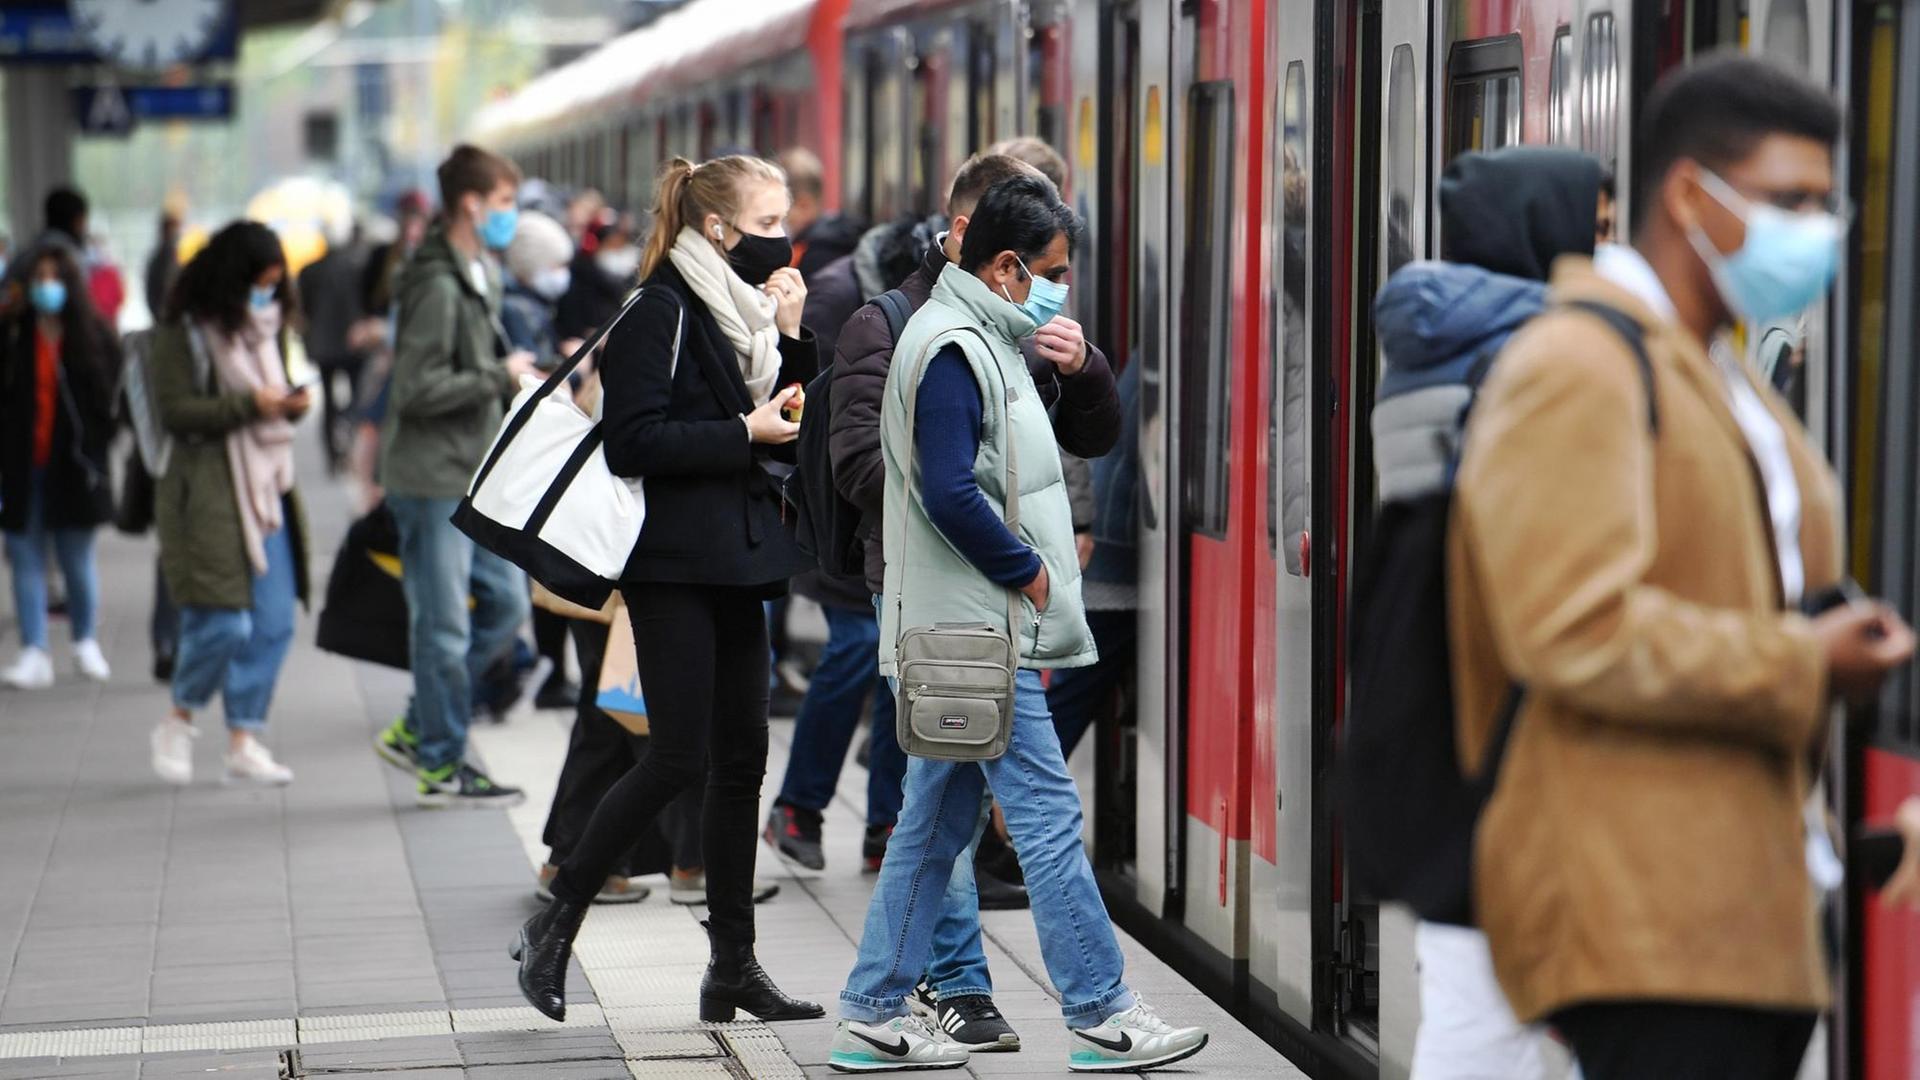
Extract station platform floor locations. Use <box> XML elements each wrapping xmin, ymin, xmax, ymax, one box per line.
<box><xmin>0</xmin><ymin>445</ymin><xmax>1306</xmax><ymax>1079</ymax></box>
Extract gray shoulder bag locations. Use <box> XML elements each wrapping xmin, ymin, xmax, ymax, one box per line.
<box><xmin>893</xmin><ymin>331</ymin><xmax>1023</xmax><ymax>762</ymax></box>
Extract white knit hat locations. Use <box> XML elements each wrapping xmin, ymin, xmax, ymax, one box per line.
<box><xmin>505</xmin><ymin>211</ymin><xmax>573</xmax><ymax>283</ymax></box>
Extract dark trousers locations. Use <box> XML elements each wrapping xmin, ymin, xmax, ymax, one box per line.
<box><xmin>1553</xmin><ymin>1001</ymin><xmax>1818</xmax><ymax>1080</ymax></box>
<box><xmin>317</xmin><ymin>353</ymin><xmax>365</xmax><ymax>465</ymax></box>
<box><xmin>531</xmin><ymin>606</ymin><xmax>570</xmax><ymax>683</ymax></box>
<box><xmin>1044</xmin><ymin>609</ymin><xmax>1138</xmax><ymax>761</ymax></box>
<box><xmin>555</xmin><ymin>582</ymin><xmax>770</xmax><ymax>942</ymax></box>
<box><xmin>151</xmin><ymin>556</ymin><xmax>179</xmax><ymax>664</ymax></box>
<box><xmin>540</xmin><ymin>619</ymin><xmax>698</xmax><ymax>874</ymax></box>
<box><xmin>774</xmin><ymin>604</ymin><xmax>908</xmax><ymax>827</ymax></box>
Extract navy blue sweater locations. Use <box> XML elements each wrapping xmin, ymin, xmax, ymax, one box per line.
<box><xmin>915</xmin><ymin>345</ymin><xmax>1044</xmax><ymax>588</ymax></box>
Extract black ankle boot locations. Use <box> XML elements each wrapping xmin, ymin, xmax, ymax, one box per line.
<box><xmin>510</xmin><ymin>896</ymin><xmax>587</xmax><ymax>1022</ymax></box>
<box><xmin>698</xmin><ymin>920</ymin><xmax>825</xmax><ymax>1021</ymax></box>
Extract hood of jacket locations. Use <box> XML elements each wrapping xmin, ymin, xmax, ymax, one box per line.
<box><xmin>1374</xmin><ymin>261</ymin><xmax>1546</xmax><ymax>398</ymax></box>
<box><xmin>1440</xmin><ymin>146</ymin><xmax>1601</xmax><ymax>281</ymax></box>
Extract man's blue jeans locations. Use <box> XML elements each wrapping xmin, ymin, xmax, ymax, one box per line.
<box><xmin>776</xmin><ymin>604</ymin><xmax>909</xmax><ymax>827</ymax></box>
<box><xmin>388</xmin><ymin>495</ymin><xmax>529</xmax><ymax>771</ymax></box>
<box><xmin>3</xmin><ymin>471</ymin><xmax>99</xmax><ymax>649</ymax></box>
<box><xmin>172</xmin><ymin>528</ymin><xmax>295</xmax><ymax>730</ymax></box>
<box><xmin>841</xmin><ymin>670</ymin><xmax>1134</xmax><ymax>1027</ymax></box>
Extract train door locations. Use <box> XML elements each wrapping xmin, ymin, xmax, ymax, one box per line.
<box><xmin>1255</xmin><ymin>0</ymin><xmax>1318</xmax><ymax>1042</ymax></box>
<box><xmin>1067</xmin><ymin>0</ymin><xmax>1107</xmax><ymax>352</ymax></box>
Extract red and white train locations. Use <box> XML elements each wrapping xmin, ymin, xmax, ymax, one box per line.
<box><xmin>472</xmin><ymin>0</ymin><xmax>1919</xmax><ymax>1075</ymax></box>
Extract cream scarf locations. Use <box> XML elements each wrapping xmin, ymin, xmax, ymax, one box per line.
<box><xmin>667</xmin><ymin>226</ymin><xmax>781</xmax><ymax>405</ymax></box>
<box><xmin>203</xmin><ymin>309</ymin><xmax>295</xmax><ymax>575</ymax></box>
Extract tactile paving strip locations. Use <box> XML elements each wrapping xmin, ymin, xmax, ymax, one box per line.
<box><xmin>296</xmin><ymin>1009</ymin><xmax>455</xmax><ymax>1044</ymax></box>
<box><xmin>718</xmin><ymin>1029</ymin><xmax>807</xmax><ymax>1080</ymax></box>
<box><xmin>141</xmin><ymin>1018</ymin><xmax>296</xmax><ymax>1054</ymax></box>
<box><xmin>613</xmin><ymin>1029</ymin><xmax>724</xmax><ymax>1060</ymax></box>
<box><xmin>0</xmin><ymin>1026</ymin><xmax>141</xmax><ymax>1059</ymax></box>
<box><xmin>625</xmin><ymin>1061</ymin><xmax>737</xmax><ymax>1080</ymax></box>
<box><xmin>452</xmin><ymin>1004</ymin><xmax>608</xmax><ymax>1032</ymax></box>
<box><xmin>585</xmin><ymin>963</ymin><xmax>708</xmax><ymax>1008</ymax></box>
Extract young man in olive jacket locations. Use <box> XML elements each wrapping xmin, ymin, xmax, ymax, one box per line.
<box><xmin>817</xmin><ymin>153</ymin><xmax>1121</xmax><ymax>1056</ymax></box>
<box><xmin>373</xmin><ymin>145</ymin><xmax>537</xmax><ymax>808</ymax></box>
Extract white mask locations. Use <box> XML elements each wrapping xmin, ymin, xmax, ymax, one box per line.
<box><xmin>530</xmin><ymin>266</ymin><xmax>571</xmax><ymax>301</ymax></box>
<box><xmin>597</xmin><ymin>247</ymin><xmax>640</xmax><ymax>281</ymax></box>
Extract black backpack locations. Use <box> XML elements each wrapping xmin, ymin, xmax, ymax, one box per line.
<box><xmin>785</xmin><ymin>288</ymin><xmax>912</xmax><ymax>578</ymax></box>
<box><xmin>1338</xmin><ymin>300</ymin><xmax>1658</xmax><ymax>926</ymax></box>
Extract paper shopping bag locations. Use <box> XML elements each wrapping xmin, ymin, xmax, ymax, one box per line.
<box><xmin>596</xmin><ymin>601</ymin><xmax>649</xmax><ymax>735</ymax></box>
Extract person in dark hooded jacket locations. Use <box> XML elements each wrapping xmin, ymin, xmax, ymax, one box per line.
<box><xmin>1371</xmin><ymin>145</ymin><xmax>1601</xmax><ymax>1080</ymax></box>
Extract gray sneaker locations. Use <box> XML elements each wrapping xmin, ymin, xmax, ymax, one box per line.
<box><xmin>1066</xmin><ymin>1000</ymin><xmax>1208</xmax><ymax>1073</ymax></box>
<box><xmin>829</xmin><ymin>1015</ymin><xmax>968</xmax><ymax>1073</ymax></box>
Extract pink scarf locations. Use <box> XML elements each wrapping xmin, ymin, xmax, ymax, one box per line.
<box><xmin>203</xmin><ymin>309</ymin><xmax>295</xmax><ymax>575</ymax></box>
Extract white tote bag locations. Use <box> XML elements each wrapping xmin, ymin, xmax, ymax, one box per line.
<box><xmin>452</xmin><ymin>287</ymin><xmax>679</xmax><ymax>608</ymax></box>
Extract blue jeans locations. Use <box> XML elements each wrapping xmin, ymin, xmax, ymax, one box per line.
<box><xmin>841</xmin><ymin>670</ymin><xmax>1133</xmax><ymax>1027</ymax></box>
<box><xmin>172</xmin><ymin>528</ymin><xmax>295</xmax><ymax>731</ymax></box>
<box><xmin>389</xmin><ymin>495</ymin><xmax>529</xmax><ymax>771</ymax></box>
<box><xmin>4</xmin><ymin>471</ymin><xmax>100</xmax><ymax>649</ymax></box>
<box><xmin>776</xmin><ymin>605</ymin><xmax>909</xmax><ymax>827</ymax></box>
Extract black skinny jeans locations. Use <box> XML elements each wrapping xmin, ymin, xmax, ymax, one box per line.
<box><xmin>554</xmin><ymin>581</ymin><xmax>771</xmax><ymax>942</ymax></box>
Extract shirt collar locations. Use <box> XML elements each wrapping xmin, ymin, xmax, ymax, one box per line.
<box><xmin>1592</xmin><ymin>243</ymin><xmax>1679</xmax><ymax>323</ymax></box>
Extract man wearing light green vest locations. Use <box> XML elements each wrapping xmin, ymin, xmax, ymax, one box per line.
<box><xmin>828</xmin><ymin>175</ymin><xmax>1209</xmax><ymax>1074</ymax></box>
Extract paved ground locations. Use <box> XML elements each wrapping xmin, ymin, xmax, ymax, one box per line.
<box><xmin>0</xmin><ymin>444</ymin><xmax>1304</xmax><ymax>1079</ymax></box>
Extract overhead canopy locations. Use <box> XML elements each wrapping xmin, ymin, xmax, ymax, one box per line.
<box><xmin>239</xmin><ymin>0</ymin><xmax>361</xmax><ymax>30</ymax></box>
<box><xmin>469</xmin><ymin>0</ymin><xmax>819</xmax><ymax>148</ymax></box>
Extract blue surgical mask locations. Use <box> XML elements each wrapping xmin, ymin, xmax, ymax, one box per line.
<box><xmin>1001</xmin><ymin>254</ymin><xmax>1071</xmax><ymax>328</ymax></box>
<box><xmin>480</xmin><ymin>206</ymin><xmax>520</xmax><ymax>252</ymax></box>
<box><xmin>249</xmin><ymin>285</ymin><xmax>277</xmax><ymax>311</ymax></box>
<box><xmin>1687</xmin><ymin>169</ymin><xmax>1845</xmax><ymax>323</ymax></box>
<box><xmin>28</xmin><ymin>280</ymin><xmax>66</xmax><ymax>315</ymax></box>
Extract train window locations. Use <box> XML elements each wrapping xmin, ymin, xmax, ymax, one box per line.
<box><xmin>1763</xmin><ymin>0</ymin><xmax>1812</xmax><ymax>69</ymax></box>
<box><xmin>1180</xmin><ymin>80</ymin><xmax>1236</xmax><ymax>541</ymax></box>
<box><xmin>1445</xmin><ymin>35</ymin><xmax>1524</xmax><ymax>159</ymax></box>
<box><xmin>1580</xmin><ymin>13</ymin><xmax>1621</xmax><ymax>174</ymax></box>
<box><xmin>1275</xmin><ymin>62</ymin><xmax>1310</xmax><ymax>576</ymax></box>
<box><xmin>844</xmin><ymin>45</ymin><xmax>871</xmax><ymax>221</ymax></box>
<box><xmin>1548</xmin><ymin>27</ymin><xmax>1574</xmax><ymax>144</ymax></box>
<box><xmin>1385</xmin><ymin>44</ymin><xmax>1417</xmax><ymax>274</ymax></box>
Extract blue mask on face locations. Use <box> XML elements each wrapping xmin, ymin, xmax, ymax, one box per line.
<box><xmin>1687</xmin><ymin>169</ymin><xmax>1845</xmax><ymax>323</ymax></box>
<box><xmin>1003</xmin><ymin>254</ymin><xmax>1070</xmax><ymax>328</ymax></box>
<box><xmin>249</xmin><ymin>285</ymin><xmax>277</xmax><ymax>312</ymax></box>
<box><xmin>480</xmin><ymin>206</ymin><xmax>520</xmax><ymax>251</ymax></box>
<box><xmin>29</xmin><ymin>280</ymin><xmax>66</xmax><ymax>315</ymax></box>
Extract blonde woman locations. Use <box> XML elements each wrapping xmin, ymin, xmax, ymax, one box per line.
<box><xmin>512</xmin><ymin>155</ymin><xmax>819</xmax><ymax>1024</ymax></box>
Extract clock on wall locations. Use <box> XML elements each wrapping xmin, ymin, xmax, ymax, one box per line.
<box><xmin>72</xmin><ymin>0</ymin><xmax>231</xmax><ymax>71</ymax></box>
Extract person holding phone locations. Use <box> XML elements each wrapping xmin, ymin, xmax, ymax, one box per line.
<box><xmin>148</xmin><ymin>221</ymin><xmax>312</xmax><ymax>787</ymax></box>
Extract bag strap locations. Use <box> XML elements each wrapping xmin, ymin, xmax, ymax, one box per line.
<box><xmin>1559</xmin><ymin>299</ymin><xmax>1659</xmax><ymax>435</ymax></box>
<box><xmin>894</xmin><ymin>327</ymin><xmax>1023</xmax><ymax>659</ymax></box>
<box><xmin>875</xmin><ymin>288</ymin><xmax>911</xmax><ymax>342</ymax></box>
<box><xmin>467</xmin><ymin>285</ymin><xmax>676</xmax><ymax>496</ymax></box>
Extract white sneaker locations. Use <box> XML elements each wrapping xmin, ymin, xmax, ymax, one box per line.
<box><xmin>150</xmin><ymin>717</ymin><xmax>196</xmax><ymax>785</ymax></box>
<box><xmin>73</xmin><ymin>639</ymin><xmax>110</xmax><ymax>682</ymax></box>
<box><xmin>2</xmin><ymin>647</ymin><xmax>54</xmax><ymax>689</ymax></box>
<box><xmin>225</xmin><ymin>736</ymin><xmax>294</xmax><ymax>785</ymax></box>
<box><xmin>1066</xmin><ymin>1000</ymin><xmax>1210</xmax><ymax>1073</ymax></box>
<box><xmin>828</xmin><ymin>1015</ymin><xmax>969</xmax><ymax>1072</ymax></box>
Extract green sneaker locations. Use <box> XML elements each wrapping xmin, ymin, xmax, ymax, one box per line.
<box><xmin>416</xmin><ymin>762</ymin><xmax>524</xmax><ymax>809</ymax></box>
<box><xmin>374</xmin><ymin>714</ymin><xmax>420</xmax><ymax>772</ymax></box>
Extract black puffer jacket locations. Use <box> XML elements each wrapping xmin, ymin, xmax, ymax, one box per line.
<box><xmin>828</xmin><ymin>240</ymin><xmax>1122</xmax><ymax>595</ymax></box>
<box><xmin>0</xmin><ymin>311</ymin><xmax>119</xmax><ymax>531</ymax></box>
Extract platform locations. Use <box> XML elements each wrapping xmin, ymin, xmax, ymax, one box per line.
<box><xmin>0</xmin><ymin>446</ymin><xmax>1305</xmax><ymax>1079</ymax></box>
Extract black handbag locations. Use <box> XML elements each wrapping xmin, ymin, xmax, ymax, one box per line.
<box><xmin>315</xmin><ymin>501</ymin><xmax>412</xmax><ymax>670</ymax></box>
<box><xmin>114</xmin><ymin>447</ymin><xmax>156</xmax><ymax>535</ymax></box>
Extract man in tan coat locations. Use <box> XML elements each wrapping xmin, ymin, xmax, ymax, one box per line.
<box><xmin>1448</xmin><ymin>53</ymin><xmax>1916</xmax><ymax>1077</ymax></box>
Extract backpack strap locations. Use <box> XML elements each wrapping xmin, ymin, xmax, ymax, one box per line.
<box><xmin>1559</xmin><ymin>299</ymin><xmax>1660</xmax><ymax>435</ymax></box>
<box><xmin>875</xmin><ymin>288</ymin><xmax>911</xmax><ymax>342</ymax></box>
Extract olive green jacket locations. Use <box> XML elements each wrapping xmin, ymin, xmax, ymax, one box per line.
<box><xmin>151</xmin><ymin>322</ymin><xmax>311</xmax><ymax>611</ymax></box>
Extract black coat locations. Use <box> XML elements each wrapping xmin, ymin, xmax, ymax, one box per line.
<box><xmin>0</xmin><ymin>313</ymin><xmax>119</xmax><ymax>532</ymax></box>
<box><xmin>827</xmin><ymin>242</ymin><xmax>1123</xmax><ymax>595</ymax></box>
<box><xmin>556</xmin><ymin>251</ymin><xmax>628</xmax><ymax>342</ymax></box>
<box><xmin>601</xmin><ymin>261</ymin><xmax>818</xmax><ymax>592</ymax></box>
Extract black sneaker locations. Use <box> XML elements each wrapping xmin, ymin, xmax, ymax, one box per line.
<box><xmin>978</xmin><ymin>829</ymin><xmax>1025</xmax><ymax>885</ymax></box>
<box><xmin>934</xmin><ymin>994</ymin><xmax>1020</xmax><ymax>1052</ymax></box>
<box><xmin>908</xmin><ymin>979</ymin><xmax>938</xmax><ymax>1019</ymax></box>
<box><xmin>374</xmin><ymin>714</ymin><xmax>422</xmax><ymax>772</ymax></box>
<box><xmin>416</xmin><ymin>762</ymin><xmax>525</xmax><ymax>809</ymax></box>
<box><xmin>533</xmin><ymin>677</ymin><xmax>579</xmax><ymax>711</ymax></box>
<box><xmin>975</xmin><ymin>857</ymin><xmax>1030</xmax><ymax>911</ymax></box>
<box><xmin>764</xmin><ymin>804</ymin><xmax>825</xmax><ymax>870</ymax></box>
<box><xmin>862</xmin><ymin>824</ymin><xmax>892</xmax><ymax>872</ymax></box>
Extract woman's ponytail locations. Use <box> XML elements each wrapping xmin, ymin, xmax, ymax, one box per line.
<box><xmin>639</xmin><ymin>157</ymin><xmax>696</xmax><ymax>280</ymax></box>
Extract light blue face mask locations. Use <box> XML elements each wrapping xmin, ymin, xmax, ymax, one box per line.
<box><xmin>1687</xmin><ymin>169</ymin><xmax>1845</xmax><ymax>323</ymax></box>
<box><xmin>1001</xmin><ymin>254</ymin><xmax>1070</xmax><ymax>328</ymax></box>
<box><xmin>480</xmin><ymin>206</ymin><xmax>520</xmax><ymax>251</ymax></box>
<box><xmin>28</xmin><ymin>279</ymin><xmax>66</xmax><ymax>315</ymax></box>
<box><xmin>249</xmin><ymin>284</ymin><xmax>277</xmax><ymax>312</ymax></box>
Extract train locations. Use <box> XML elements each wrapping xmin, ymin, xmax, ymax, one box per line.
<box><xmin>469</xmin><ymin>0</ymin><xmax>1920</xmax><ymax>1076</ymax></box>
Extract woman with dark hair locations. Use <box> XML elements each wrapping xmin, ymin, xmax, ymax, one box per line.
<box><xmin>512</xmin><ymin>154</ymin><xmax>819</xmax><ymax>1026</ymax></box>
<box><xmin>149</xmin><ymin>221</ymin><xmax>312</xmax><ymax>787</ymax></box>
<box><xmin>0</xmin><ymin>244</ymin><xmax>120</xmax><ymax>689</ymax></box>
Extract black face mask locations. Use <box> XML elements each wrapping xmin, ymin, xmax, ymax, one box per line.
<box><xmin>726</xmin><ymin>230</ymin><xmax>793</xmax><ymax>286</ymax></box>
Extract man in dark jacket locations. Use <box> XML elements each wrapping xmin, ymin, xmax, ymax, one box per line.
<box><xmin>372</xmin><ymin>145</ymin><xmax>535</xmax><ymax>809</ymax></box>
<box><xmin>778</xmin><ymin>147</ymin><xmax>866</xmax><ymax>280</ymax></box>
<box><xmin>806</xmin><ymin>150</ymin><xmax>1120</xmax><ymax>1053</ymax></box>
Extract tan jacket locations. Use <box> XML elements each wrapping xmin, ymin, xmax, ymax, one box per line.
<box><xmin>1448</xmin><ymin>259</ymin><xmax>1841</xmax><ymax>1022</ymax></box>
